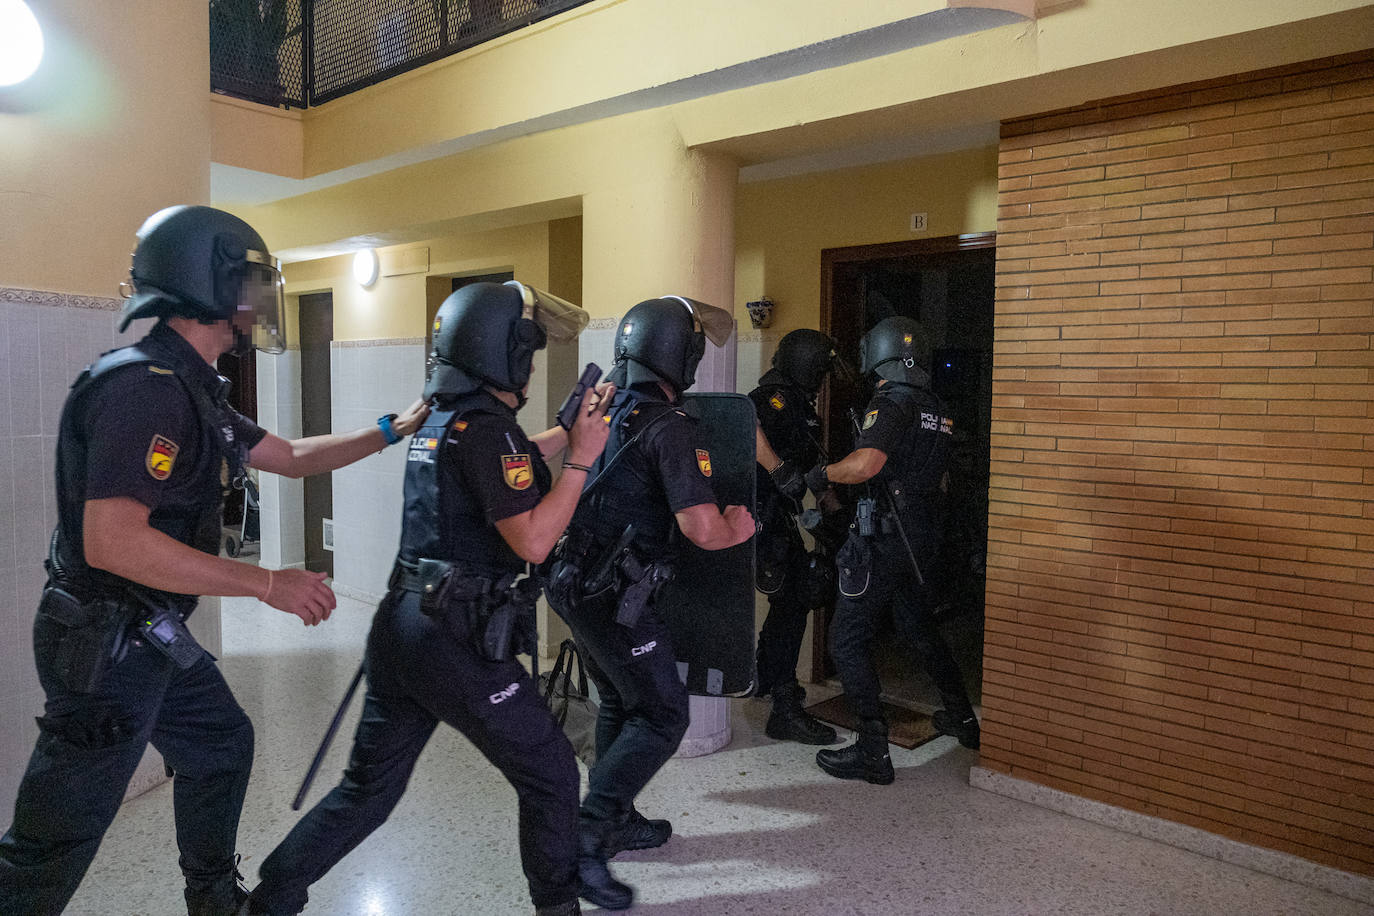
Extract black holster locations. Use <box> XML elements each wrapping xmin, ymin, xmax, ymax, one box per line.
<box><xmin>38</xmin><ymin>586</ymin><xmax>133</xmax><ymax>694</ymax></box>
<box><xmin>405</xmin><ymin>559</ymin><xmax>538</xmax><ymax>662</ymax></box>
<box><xmin>547</xmin><ymin>527</ymin><xmax>672</xmax><ymax>629</ymax></box>
<box><xmin>612</xmin><ymin>550</ymin><xmax>673</xmax><ymax>629</ymax></box>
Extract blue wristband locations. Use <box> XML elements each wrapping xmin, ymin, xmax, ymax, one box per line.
<box><xmin>377</xmin><ymin>413</ymin><xmax>401</xmax><ymax>446</ymax></box>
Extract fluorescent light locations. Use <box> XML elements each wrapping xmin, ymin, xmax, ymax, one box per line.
<box><xmin>0</xmin><ymin>1</ymin><xmax>44</xmax><ymax>87</ymax></box>
<box><xmin>352</xmin><ymin>249</ymin><xmax>379</xmax><ymax>288</ymax></box>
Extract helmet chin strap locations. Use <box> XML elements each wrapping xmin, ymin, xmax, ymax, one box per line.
<box><xmin>230</xmin><ymin>325</ymin><xmax>255</xmax><ymax>356</ymax></box>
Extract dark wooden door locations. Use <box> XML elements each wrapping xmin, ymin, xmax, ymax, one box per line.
<box><xmin>300</xmin><ymin>292</ymin><xmax>334</xmax><ymax>578</ymax></box>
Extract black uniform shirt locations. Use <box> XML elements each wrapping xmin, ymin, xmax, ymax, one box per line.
<box><xmin>749</xmin><ymin>370</ymin><xmax>821</xmax><ymax>502</ymax></box>
<box><xmin>854</xmin><ymin>382</ymin><xmax>953</xmax><ymax>492</ymax></box>
<box><xmin>448</xmin><ymin>407</ymin><xmax>546</xmax><ymax>525</ymax></box>
<box><xmin>578</xmin><ymin>384</ymin><xmax>717</xmax><ymax>554</ymax></box>
<box><xmin>418</xmin><ymin>393</ymin><xmax>549</xmax><ymax>573</ymax></box>
<box><xmin>55</xmin><ymin>322</ymin><xmax>265</xmax><ymax>595</ymax></box>
<box><xmin>81</xmin><ymin>331</ymin><xmax>264</xmax><ymax>511</ymax></box>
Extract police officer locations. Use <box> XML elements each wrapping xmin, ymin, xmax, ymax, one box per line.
<box><xmin>809</xmin><ymin>316</ymin><xmax>980</xmax><ymax>786</ymax></box>
<box><xmin>0</xmin><ymin>205</ymin><xmax>429</xmax><ymax>916</ymax></box>
<box><xmin>544</xmin><ymin>296</ymin><xmax>755</xmax><ymax>908</ymax></box>
<box><xmin>751</xmin><ymin>329</ymin><xmax>842</xmax><ymax>744</ymax></box>
<box><xmin>244</xmin><ymin>281</ymin><xmax>618</xmax><ymax>916</ymax></box>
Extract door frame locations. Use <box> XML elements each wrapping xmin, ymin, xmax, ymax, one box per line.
<box><xmin>813</xmin><ymin>231</ymin><xmax>997</xmax><ymax>681</ymax></box>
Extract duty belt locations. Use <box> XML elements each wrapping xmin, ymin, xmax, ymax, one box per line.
<box><xmin>389</xmin><ymin>559</ymin><xmax>508</xmax><ymax>597</ymax></box>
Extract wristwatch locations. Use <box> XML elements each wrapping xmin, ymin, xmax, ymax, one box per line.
<box><xmin>377</xmin><ymin>413</ymin><xmax>402</xmax><ymax>445</ymax></box>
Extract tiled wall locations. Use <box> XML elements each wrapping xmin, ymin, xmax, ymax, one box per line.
<box><xmin>0</xmin><ymin>292</ymin><xmax>189</xmax><ymax>815</ymax></box>
<box><xmin>983</xmin><ymin>53</ymin><xmax>1374</xmax><ymax>876</ymax></box>
<box><xmin>328</xmin><ymin>340</ymin><xmax>428</xmax><ymax>598</ymax></box>
<box><xmin>256</xmin><ymin>349</ymin><xmax>305</xmax><ymax>571</ymax></box>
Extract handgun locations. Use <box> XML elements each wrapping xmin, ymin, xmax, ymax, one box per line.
<box><xmin>557</xmin><ymin>362</ymin><xmax>603</xmax><ymax>431</ymax></box>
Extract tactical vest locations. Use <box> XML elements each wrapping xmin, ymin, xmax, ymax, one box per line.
<box><xmin>572</xmin><ymin>387</ymin><xmax>681</xmax><ymax>556</ymax></box>
<box><xmin>872</xmin><ymin>382</ymin><xmax>952</xmax><ymax>510</ymax></box>
<box><xmin>52</xmin><ymin>336</ymin><xmax>245</xmax><ymax>602</ymax></box>
<box><xmin>398</xmin><ymin>391</ymin><xmax>549</xmax><ymax>575</ymax></box>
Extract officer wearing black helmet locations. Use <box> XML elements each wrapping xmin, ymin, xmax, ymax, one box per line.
<box><xmin>750</xmin><ymin>329</ymin><xmax>843</xmax><ymax>745</ymax></box>
<box><xmin>244</xmin><ymin>281</ymin><xmax>618</xmax><ymax>916</ymax></box>
<box><xmin>544</xmin><ymin>296</ymin><xmax>755</xmax><ymax>909</ymax></box>
<box><xmin>808</xmin><ymin>316</ymin><xmax>980</xmax><ymax>786</ymax></box>
<box><xmin>0</xmin><ymin>205</ymin><xmax>429</xmax><ymax>916</ymax></box>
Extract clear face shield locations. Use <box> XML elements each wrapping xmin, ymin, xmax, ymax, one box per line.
<box><xmin>233</xmin><ymin>250</ymin><xmax>288</xmax><ymax>355</ymax></box>
<box><xmin>664</xmin><ymin>295</ymin><xmax>734</xmax><ymax>347</ymax></box>
<box><xmin>503</xmin><ymin>280</ymin><xmax>589</xmax><ymax>342</ymax></box>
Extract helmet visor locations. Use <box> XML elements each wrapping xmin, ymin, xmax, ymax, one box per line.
<box><xmin>238</xmin><ymin>250</ymin><xmax>287</xmax><ymax>354</ymax></box>
<box><xmin>504</xmin><ymin>281</ymin><xmax>589</xmax><ymax>342</ymax></box>
<box><xmin>664</xmin><ymin>296</ymin><xmax>734</xmax><ymax>347</ymax></box>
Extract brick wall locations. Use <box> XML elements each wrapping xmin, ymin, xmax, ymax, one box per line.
<box><xmin>984</xmin><ymin>52</ymin><xmax>1374</xmax><ymax>875</ymax></box>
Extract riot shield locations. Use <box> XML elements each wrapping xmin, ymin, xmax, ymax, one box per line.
<box><xmin>656</xmin><ymin>392</ymin><xmax>758</xmax><ymax>697</ymax></box>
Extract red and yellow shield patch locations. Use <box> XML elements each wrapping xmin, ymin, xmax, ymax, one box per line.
<box><xmin>695</xmin><ymin>448</ymin><xmax>712</xmax><ymax>477</ymax></box>
<box><xmin>502</xmin><ymin>453</ymin><xmax>533</xmax><ymax>491</ymax></box>
<box><xmin>769</xmin><ymin>393</ymin><xmax>786</xmax><ymax>411</ymax></box>
<box><xmin>146</xmin><ymin>435</ymin><xmax>179</xmax><ymax>480</ymax></box>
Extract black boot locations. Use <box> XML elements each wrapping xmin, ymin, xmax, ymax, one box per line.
<box><xmin>186</xmin><ymin>858</ymin><xmax>251</xmax><ymax>916</ymax></box>
<box><xmin>535</xmin><ymin>900</ymin><xmax>581</xmax><ymax>916</ymax></box>
<box><xmin>606</xmin><ymin>807</ymin><xmax>672</xmax><ymax>856</ymax></box>
<box><xmin>815</xmin><ymin>719</ymin><xmax>894</xmax><ymax>785</ymax></box>
<box><xmin>765</xmin><ymin>682</ymin><xmax>839</xmax><ymax>745</ymax></box>
<box><xmin>577</xmin><ymin>816</ymin><xmax>634</xmax><ymax>911</ymax></box>
<box><xmin>931</xmin><ymin>709</ymin><xmax>980</xmax><ymax>749</ymax></box>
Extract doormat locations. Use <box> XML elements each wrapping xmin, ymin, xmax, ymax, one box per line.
<box><xmin>804</xmin><ymin>695</ymin><xmax>939</xmax><ymax>750</ymax></box>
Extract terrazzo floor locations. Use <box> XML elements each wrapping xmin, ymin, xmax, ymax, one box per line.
<box><xmin>66</xmin><ymin>594</ymin><xmax>1368</xmax><ymax>916</ymax></box>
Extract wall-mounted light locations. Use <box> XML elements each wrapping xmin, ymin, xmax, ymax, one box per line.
<box><xmin>0</xmin><ymin>1</ymin><xmax>44</xmax><ymax>87</ymax></box>
<box><xmin>352</xmin><ymin>248</ymin><xmax>379</xmax><ymax>288</ymax></box>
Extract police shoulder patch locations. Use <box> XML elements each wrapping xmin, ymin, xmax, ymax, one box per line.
<box><xmin>769</xmin><ymin>392</ymin><xmax>786</xmax><ymax>411</ymax></box>
<box><xmin>147</xmin><ymin>435</ymin><xmax>179</xmax><ymax>480</ymax></box>
<box><xmin>501</xmin><ymin>453</ymin><xmax>532</xmax><ymax>490</ymax></box>
<box><xmin>695</xmin><ymin>448</ymin><xmax>712</xmax><ymax>477</ymax></box>
<box><xmin>454</xmin><ymin>420</ymin><xmax>468</xmax><ymax>432</ymax></box>
<box><xmin>862</xmin><ymin>409</ymin><xmax>878</xmax><ymax>430</ymax></box>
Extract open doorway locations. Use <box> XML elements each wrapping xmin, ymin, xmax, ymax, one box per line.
<box><xmin>218</xmin><ymin>347</ymin><xmax>257</xmax><ymax>541</ymax></box>
<box><xmin>816</xmin><ymin>233</ymin><xmax>995</xmax><ymax>712</ymax></box>
<box><xmin>300</xmin><ymin>292</ymin><xmax>334</xmax><ymax>578</ymax></box>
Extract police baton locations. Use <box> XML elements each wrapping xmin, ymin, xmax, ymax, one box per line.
<box><xmin>848</xmin><ymin>408</ymin><xmax>925</xmax><ymax>587</ymax></box>
<box><xmin>292</xmin><ymin>661</ymin><xmax>364</xmax><ymax>810</ymax></box>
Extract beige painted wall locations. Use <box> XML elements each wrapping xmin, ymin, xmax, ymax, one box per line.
<box><xmin>0</xmin><ymin>0</ymin><xmax>212</xmax><ymax>822</ymax></box>
<box><xmin>284</xmin><ymin>223</ymin><xmax>552</xmax><ymax>341</ymax></box>
<box><xmin>736</xmin><ymin>146</ymin><xmax>1000</xmax><ymax>332</ymax></box>
<box><xmin>0</xmin><ymin>1</ymin><xmax>209</xmax><ymax>296</ymax></box>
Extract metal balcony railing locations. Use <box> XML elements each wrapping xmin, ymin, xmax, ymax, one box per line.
<box><xmin>210</xmin><ymin>0</ymin><xmax>593</xmax><ymax>109</ymax></box>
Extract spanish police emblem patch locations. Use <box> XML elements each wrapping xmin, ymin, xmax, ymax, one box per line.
<box><xmin>147</xmin><ymin>435</ymin><xmax>179</xmax><ymax>480</ymax></box>
<box><xmin>502</xmin><ymin>453</ymin><xmax>532</xmax><ymax>490</ymax></box>
<box><xmin>769</xmin><ymin>393</ymin><xmax>785</xmax><ymax>411</ymax></box>
<box><xmin>696</xmin><ymin>448</ymin><xmax>712</xmax><ymax>477</ymax></box>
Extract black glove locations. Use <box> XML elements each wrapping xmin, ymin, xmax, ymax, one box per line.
<box><xmin>769</xmin><ymin>460</ymin><xmax>806</xmax><ymax>502</ymax></box>
<box><xmin>804</xmin><ymin>463</ymin><xmax>829</xmax><ymax>497</ymax></box>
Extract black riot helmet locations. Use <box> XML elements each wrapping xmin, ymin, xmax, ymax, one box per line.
<box><xmin>612</xmin><ymin>295</ymin><xmax>734</xmax><ymax>394</ymax></box>
<box><xmin>424</xmin><ymin>280</ymin><xmax>590</xmax><ymax>404</ymax></box>
<box><xmin>425</xmin><ymin>282</ymin><xmax>544</xmax><ymax>402</ymax></box>
<box><xmin>859</xmin><ymin>316</ymin><xmax>933</xmax><ymax>388</ymax></box>
<box><xmin>118</xmin><ymin>205</ymin><xmax>287</xmax><ymax>353</ymax></box>
<box><xmin>772</xmin><ymin>329</ymin><xmax>837</xmax><ymax>394</ymax></box>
